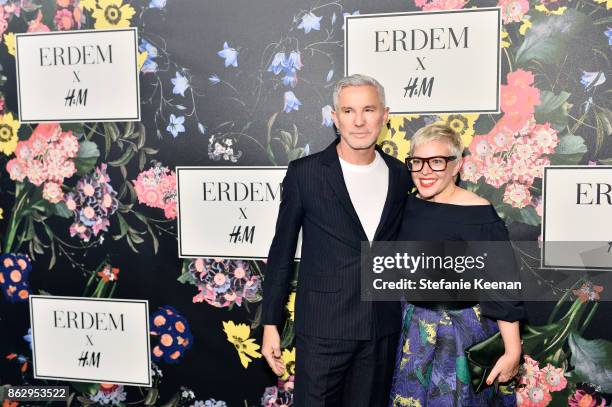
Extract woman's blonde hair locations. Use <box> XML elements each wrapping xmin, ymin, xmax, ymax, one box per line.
<box><xmin>409</xmin><ymin>123</ymin><xmax>464</xmax><ymax>158</ymax></box>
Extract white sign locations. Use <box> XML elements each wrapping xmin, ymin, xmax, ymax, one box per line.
<box><xmin>29</xmin><ymin>296</ymin><xmax>151</xmax><ymax>386</ymax></box>
<box><xmin>542</xmin><ymin>166</ymin><xmax>612</xmax><ymax>270</ymax></box>
<box><xmin>15</xmin><ymin>28</ymin><xmax>140</xmax><ymax>123</ymax></box>
<box><xmin>345</xmin><ymin>8</ymin><xmax>501</xmax><ymax>114</ymax></box>
<box><xmin>176</xmin><ymin>167</ymin><xmax>302</xmax><ymax>259</ymax></box>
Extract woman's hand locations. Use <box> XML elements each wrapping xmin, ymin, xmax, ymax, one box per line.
<box><xmin>486</xmin><ymin>351</ymin><xmax>521</xmax><ymax>385</ymax></box>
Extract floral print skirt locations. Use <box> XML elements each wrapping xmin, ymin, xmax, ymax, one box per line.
<box><xmin>389</xmin><ymin>303</ymin><xmax>516</xmax><ymax>407</ymax></box>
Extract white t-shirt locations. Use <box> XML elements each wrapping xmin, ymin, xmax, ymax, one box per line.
<box><xmin>339</xmin><ymin>151</ymin><xmax>389</xmax><ymax>241</ymax></box>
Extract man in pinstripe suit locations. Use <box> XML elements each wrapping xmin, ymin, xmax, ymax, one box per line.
<box><xmin>262</xmin><ymin>74</ymin><xmax>410</xmax><ymax>407</ymax></box>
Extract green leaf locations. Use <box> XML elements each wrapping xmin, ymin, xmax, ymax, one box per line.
<box><xmin>61</xmin><ymin>123</ymin><xmax>85</xmax><ymax>137</ymax></box>
<box><xmin>598</xmin><ymin>158</ymin><xmax>612</xmax><ymax>164</ymax></box>
<box><xmin>516</xmin><ymin>10</ymin><xmax>589</xmax><ymax>66</ymax></box>
<box><xmin>74</xmin><ymin>140</ymin><xmax>101</xmax><ymax>175</ymax></box>
<box><xmin>555</xmin><ymin>133</ymin><xmax>587</xmax><ymax>155</ymax></box>
<box><xmin>144</xmin><ymin>388</ymin><xmax>159</xmax><ymax>405</ymax></box>
<box><xmin>535</xmin><ymin>91</ymin><xmax>571</xmax><ymax>130</ymax></box>
<box><xmin>520</xmin><ymin>205</ymin><xmax>541</xmax><ymax>226</ymax></box>
<box><xmin>47</xmin><ymin>201</ymin><xmax>72</xmax><ymax>219</ymax></box>
<box><xmin>70</xmin><ymin>382</ymin><xmax>100</xmax><ymax>395</ymax></box>
<box><xmin>103</xmin><ymin>122</ymin><xmax>120</xmax><ymax>142</ymax></box>
<box><xmin>108</xmin><ymin>147</ymin><xmax>135</xmax><ymax>167</ymax></box>
<box><xmin>568</xmin><ymin>331</ymin><xmax>612</xmax><ymax>392</ymax></box>
<box><xmin>456</xmin><ymin>355</ymin><xmax>471</xmax><ymax>384</ymax></box>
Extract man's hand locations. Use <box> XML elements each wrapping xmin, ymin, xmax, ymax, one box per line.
<box><xmin>262</xmin><ymin>325</ymin><xmax>285</xmax><ymax>376</ymax></box>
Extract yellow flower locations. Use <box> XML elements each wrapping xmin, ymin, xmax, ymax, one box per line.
<box><xmin>92</xmin><ymin>0</ymin><xmax>135</xmax><ymax>29</ymax></box>
<box><xmin>280</xmin><ymin>347</ymin><xmax>296</xmax><ymax>380</ymax></box>
<box><xmin>419</xmin><ymin>320</ymin><xmax>437</xmax><ymax>344</ymax></box>
<box><xmin>535</xmin><ymin>3</ymin><xmax>568</xmax><ymax>14</ymax></box>
<box><xmin>0</xmin><ymin>208</ymin><xmax>3</xmax><ymax>219</ymax></box>
<box><xmin>0</xmin><ymin>112</ymin><xmax>21</xmax><ymax>156</ymax></box>
<box><xmin>392</xmin><ymin>395</ymin><xmax>423</xmax><ymax>407</ymax></box>
<box><xmin>4</xmin><ymin>32</ymin><xmax>16</xmax><ymax>57</ymax></box>
<box><xmin>501</xmin><ymin>30</ymin><xmax>510</xmax><ymax>48</ymax></box>
<box><xmin>377</xmin><ymin>115</ymin><xmax>420</xmax><ymax>161</ymax></box>
<box><xmin>79</xmin><ymin>0</ymin><xmax>97</xmax><ymax>11</ymax></box>
<box><xmin>222</xmin><ymin>320</ymin><xmax>262</xmax><ymax>368</ymax></box>
<box><xmin>519</xmin><ymin>18</ymin><xmax>532</xmax><ymax>35</ymax></box>
<box><xmin>137</xmin><ymin>51</ymin><xmax>148</xmax><ymax>72</ymax></box>
<box><xmin>436</xmin><ymin>113</ymin><xmax>479</xmax><ymax>148</ymax></box>
<box><xmin>594</xmin><ymin>0</ymin><xmax>611</xmax><ymax>9</ymax></box>
<box><xmin>286</xmin><ymin>291</ymin><xmax>296</xmax><ymax>321</ymax></box>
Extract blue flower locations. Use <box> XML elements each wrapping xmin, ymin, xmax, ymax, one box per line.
<box><xmin>580</xmin><ymin>71</ymin><xmax>606</xmax><ymax>89</ymax></box>
<box><xmin>23</xmin><ymin>328</ymin><xmax>32</xmax><ymax>350</ymax></box>
<box><xmin>167</xmin><ymin>114</ymin><xmax>185</xmax><ymax>138</ymax></box>
<box><xmin>286</xmin><ymin>51</ymin><xmax>303</xmax><ymax>71</ymax></box>
<box><xmin>268</xmin><ymin>52</ymin><xmax>287</xmax><ymax>75</ymax></box>
<box><xmin>605</xmin><ymin>27</ymin><xmax>612</xmax><ymax>48</ymax></box>
<box><xmin>204</xmin><ymin>399</ymin><xmax>227</xmax><ymax>407</ymax></box>
<box><xmin>217</xmin><ymin>42</ymin><xmax>238</xmax><ymax>68</ymax></box>
<box><xmin>171</xmin><ymin>71</ymin><xmax>189</xmax><ymax>96</ymax></box>
<box><xmin>298</xmin><ymin>12</ymin><xmax>322</xmax><ymax>34</ymax></box>
<box><xmin>208</xmin><ymin>74</ymin><xmax>221</xmax><ymax>85</ymax></box>
<box><xmin>342</xmin><ymin>11</ymin><xmax>360</xmax><ymax>30</ymax></box>
<box><xmin>139</xmin><ymin>39</ymin><xmax>158</xmax><ymax>74</ymax></box>
<box><xmin>282</xmin><ymin>70</ymin><xmax>298</xmax><ymax>87</ymax></box>
<box><xmin>283</xmin><ymin>91</ymin><xmax>302</xmax><ymax>113</ymax></box>
<box><xmin>149</xmin><ymin>0</ymin><xmax>166</xmax><ymax>9</ymax></box>
<box><xmin>321</xmin><ymin>105</ymin><xmax>333</xmax><ymax>127</ymax></box>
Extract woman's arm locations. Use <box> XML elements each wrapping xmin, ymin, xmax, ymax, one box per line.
<box><xmin>486</xmin><ymin>320</ymin><xmax>522</xmax><ymax>385</ymax></box>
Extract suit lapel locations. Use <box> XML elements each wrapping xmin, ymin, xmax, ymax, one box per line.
<box><xmin>321</xmin><ymin>141</ymin><xmax>368</xmax><ymax>241</ymax></box>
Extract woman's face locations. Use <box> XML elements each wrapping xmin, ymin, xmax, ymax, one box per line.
<box><xmin>410</xmin><ymin>140</ymin><xmax>462</xmax><ymax>199</ymax></box>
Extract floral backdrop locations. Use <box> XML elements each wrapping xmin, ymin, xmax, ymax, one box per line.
<box><xmin>0</xmin><ymin>0</ymin><xmax>611</xmax><ymax>406</ymax></box>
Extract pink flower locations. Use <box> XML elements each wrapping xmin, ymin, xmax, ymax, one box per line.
<box><xmin>460</xmin><ymin>156</ymin><xmax>483</xmax><ymax>183</ymax></box>
<box><xmin>483</xmin><ymin>157</ymin><xmax>510</xmax><ymax>188</ymax></box>
<box><xmin>519</xmin><ymin>355</ymin><xmax>541</xmax><ymax>386</ymax></box>
<box><xmin>530</xmin><ymin>123</ymin><xmax>559</xmax><ymax>154</ymax></box>
<box><xmin>533</xmin><ymin>197</ymin><xmax>543</xmax><ymax>217</ymax></box>
<box><xmin>498</xmin><ymin>0</ymin><xmax>529</xmax><ymax>24</ymax></box>
<box><xmin>469</xmin><ymin>135</ymin><xmax>494</xmax><ymax>159</ymax></box>
<box><xmin>503</xmin><ymin>182</ymin><xmax>532</xmax><ymax>208</ymax></box>
<box><xmin>512</xmin><ymin>138</ymin><xmax>538</xmax><ymax>162</ymax></box>
<box><xmin>163</xmin><ymin>201</ymin><xmax>177</xmax><ymax>219</ymax></box>
<box><xmin>487</xmin><ymin>125</ymin><xmax>515</xmax><ymax>153</ymax></box>
<box><xmin>26</xmin><ymin>161</ymin><xmax>47</xmax><ymax>186</ymax></box>
<box><xmin>0</xmin><ymin>9</ymin><xmax>7</xmax><ymax>38</ymax></box>
<box><xmin>538</xmin><ymin>364</ymin><xmax>567</xmax><ymax>392</ymax></box>
<box><xmin>509</xmin><ymin>159</ymin><xmax>535</xmax><ymax>185</ymax></box>
<box><xmin>421</xmin><ymin>0</ymin><xmax>467</xmax><ymax>10</ymax></box>
<box><xmin>568</xmin><ymin>384</ymin><xmax>607</xmax><ymax>407</ymax></box>
<box><xmin>58</xmin><ymin>131</ymin><xmax>79</xmax><ymax>157</ymax></box>
<box><xmin>65</xmin><ymin>197</ymin><xmax>77</xmax><ymax>211</ymax></box>
<box><xmin>31</xmin><ymin>122</ymin><xmax>61</xmax><ymax>144</ymax></box>
<box><xmin>508</xmin><ymin>69</ymin><xmax>535</xmax><ymax>88</ymax></box>
<box><xmin>522</xmin><ymin>383</ymin><xmax>552</xmax><ymax>407</ymax></box>
<box><xmin>15</xmin><ymin>141</ymin><xmax>33</xmax><ymax>161</ymax></box>
<box><xmin>42</xmin><ymin>182</ymin><xmax>63</xmax><ymax>204</ymax></box>
<box><xmin>530</xmin><ymin>157</ymin><xmax>550</xmax><ymax>179</ymax></box>
<box><xmin>6</xmin><ymin>159</ymin><xmax>27</xmax><ymax>182</ymax></box>
<box><xmin>54</xmin><ymin>9</ymin><xmax>74</xmax><ymax>30</ymax></box>
<box><xmin>27</xmin><ymin>10</ymin><xmax>50</xmax><ymax>32</ymax></box>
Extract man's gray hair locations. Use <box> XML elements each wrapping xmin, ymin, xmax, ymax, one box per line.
<box><xmin>332</xmin><ymin>74</ymin><xmax>386</xmax><ymax>110</ymax></box>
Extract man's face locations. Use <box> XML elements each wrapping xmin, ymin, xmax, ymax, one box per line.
<box><xmin>332</xmin><ymin>85</ymin><xmax>389</xmax><ymax>152</ymax></box>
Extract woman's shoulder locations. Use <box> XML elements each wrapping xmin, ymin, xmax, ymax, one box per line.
<box><xmin>452</xmin><ymin>188</ymin><xmax>490</xmax><ymax>206</ymax></box>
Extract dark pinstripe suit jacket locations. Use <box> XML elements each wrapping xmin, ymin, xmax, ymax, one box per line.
<box><xmin>262</xmin><ymin>139</ymin><xmax>411</xmax><ymax>340</ymax></box>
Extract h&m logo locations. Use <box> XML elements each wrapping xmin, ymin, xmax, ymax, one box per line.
<box><xmin>576</xmin><ymin>183</ymin><xmax>612</xmax><ymax>205</ymax></box>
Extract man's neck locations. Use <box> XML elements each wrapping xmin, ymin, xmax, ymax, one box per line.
<box><xmin>337</xmin><ymin>144</ymin><xmax>377</xmax><ymax>165</ymax></box>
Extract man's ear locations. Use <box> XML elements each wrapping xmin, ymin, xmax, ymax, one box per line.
<box><xmin>331</xmin><ymin>109</ymin><xmax>339</xmax><ymax>129</ymax></box>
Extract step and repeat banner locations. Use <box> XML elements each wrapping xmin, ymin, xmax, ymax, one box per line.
<box><xmin>0</xmin><ymin>0</ymin><xmax>610</xmax><ymax>406</ymax></box>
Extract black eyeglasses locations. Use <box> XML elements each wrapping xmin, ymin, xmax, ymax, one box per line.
<box><xmin>405</xmin><ymin>156</ymin><xmax>457</xmax><ymax>172</ymax></box>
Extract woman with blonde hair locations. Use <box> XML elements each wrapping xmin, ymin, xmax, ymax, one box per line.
<box><xmin>389</xmin><ymin>123</ymin><xmax>525</xmax><ymax>406</ymax></box>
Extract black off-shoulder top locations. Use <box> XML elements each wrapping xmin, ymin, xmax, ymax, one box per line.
<box><xmin>398</xmin><ymin>194</ymin><xmax>527</xmax><ymax>322</ymax></box>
